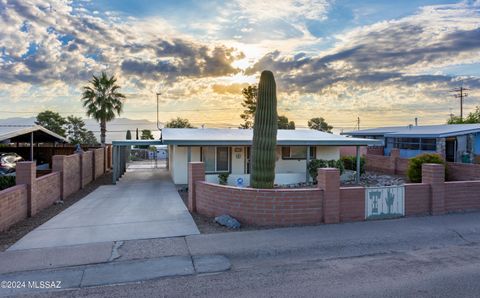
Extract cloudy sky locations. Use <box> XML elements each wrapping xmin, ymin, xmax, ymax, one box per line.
<box><xmin>1</xmin><ymin>0</ymin><xmax>480</xmax><ymax>132</ymax></box>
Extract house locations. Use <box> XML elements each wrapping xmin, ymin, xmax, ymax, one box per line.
<box><xmin>343</xmin><ymin>124</ymin><xmax>480</xmax><ymax>162</ymax></box>
<box><xmin>162</xmin><ymin>128</ymin><xmax>379</xmax><ymax>185</ymax></box>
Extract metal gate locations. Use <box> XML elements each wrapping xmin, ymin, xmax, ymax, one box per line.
<box><xmin>365</xmin><ymin>185</ymin><xmax>405</xmax><ymax>220</ymax></box>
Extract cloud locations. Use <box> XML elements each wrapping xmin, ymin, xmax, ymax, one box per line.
<box><xmin>211</xmin><ymin>83</ymin><xmax>249</xmax><ymax>94</ymax></box>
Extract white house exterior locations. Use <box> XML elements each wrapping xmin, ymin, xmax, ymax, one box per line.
<box><xmin>162</xmin><ymin>128</ymin><xmax>379</xmax><ymax>185</ymax></box>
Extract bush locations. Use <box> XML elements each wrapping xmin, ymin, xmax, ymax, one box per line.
<box><xmin>341</xmin><ymin>156</ymin><xmax>365</xmax><ymax>174</ymax></box>
<box><xmin>218</xmin><ymin>173</ymin><xmax>229</xmax><ymax>185</ymax></box>
<box><xmin>0</xmin><ymin>175</ymin><xmax>16</xmax><ymax>191</ymax></box>
<box><xmin>308</xmin><ymin>159</ymin><xmax>344</xmax><ymax>182</ymax></box>
<box><xmin>407</xmin><ymin>153</ymin><xmax>445</xmax><ymax>183</ymax></box>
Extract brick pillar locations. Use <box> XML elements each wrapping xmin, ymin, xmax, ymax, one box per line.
<box><xmin>422</xmin><ymin>163</ymin><xmax>445</xmax><ymax>215</ymax></box>
<box><xmin>318</xmin><ymin>168</ymin><xmax>340</xmax><ymax>224</ymax></box>
<box><xmin>390</xmin><ymin>148</ymin><xmax>400</xmax><ymax>175</ymax></box>
<box><xmin>79</xmin><ymin>152</ymin><xmax>84</xmax><ymax>189</ymax></box>
<box><xmin>188</xmin><ymin>162</ymin><xmax>205</xmax><ymax>212</ymax></box>
<box><xmin>16</xmin><ymin>162</ymin><xmax>37</xmax><ymax>217</ymax></box>
<box><xmin>52</xmin><ymin>155</ymin><xmax>66</xmax><ymax>200</ymax></box>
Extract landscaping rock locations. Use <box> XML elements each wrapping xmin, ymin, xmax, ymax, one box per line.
<box><xmin>214</xmin><ymin>215</ymin><xmax>241</xmax><ymax>229</ymax></box>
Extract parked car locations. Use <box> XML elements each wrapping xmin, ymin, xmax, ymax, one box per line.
<box><xmin>0</xmin><ymin>153</ymin><xmax>24</xmax><ymax>174</ymax></box>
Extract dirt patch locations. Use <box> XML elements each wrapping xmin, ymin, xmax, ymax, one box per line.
<box><xmin>0</xmin><ymin>172</ymin><xmax>113</xmax><ymax>251</ymax></box>
<box><xmin>178</xmin><ymin>190</ymin><xmax>279</xmax><ymax>234</ymax></box>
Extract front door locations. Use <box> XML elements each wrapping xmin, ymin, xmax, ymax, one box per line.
<box><xmin>446</xmin><ymin>138</ymin><xmax>456</xmax><ymax>162</ymax></box>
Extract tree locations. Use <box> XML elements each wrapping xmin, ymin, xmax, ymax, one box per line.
<box><xmin>239</xmin><ymin>85</ymin><xmax>258</xmax><ymax>129</ymax></box>
<box><xmin>239</xmin><ymin>85</ymin><xmax>295</xmax><ymax>129</ymax></box>
<box><xmin>278</xmin><ymin>115</ymin><xmax>295</xmax><ymax>129</ymax></box>
<box><xmin>35</xmin><ymin>110</ymin><xmax>67</xmax><ymax>137</ymax></box>
<box><xmin>83</xmin><ymin>131</ymin><xmax>99</xmax><ymax>145</ymax></box>
<box><xmin>308</xmin><ymin>117</ymin><xmax>333</xmax><ymax>133</ymax></box>
<box><xmin>165</xmin><ymin>117</ymin><xmax>195</xmax><ymax>128</ymax></box>
<box><xmin>65</xmin><ymin>116</ymin><xmax>98</xmax><ymax>145</ymax></box>
<box><xmin>447</xmin><ymin>106</ymin><xmax>480</xmax><ymax>124</ymax></box>
<box><xmin>81</xmin><ymin>72</ymin><xmax>126</xmax><ymax>146</ymax></box>
<box><xmin>126</xmin><ymin>130</ymin><xmax>132</xmax><ymax>140</ymax></box>
<box><xmin>141</xmin><ymin>129</ymin><xmax>154</xmax><ymax>140</ymax></box>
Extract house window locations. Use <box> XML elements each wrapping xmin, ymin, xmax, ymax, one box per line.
<box><xmin>393</xmin><ymin>138</ymin><xmax>436</xmax><ymax>151</ymax></box>
<box><xmin>281</xmin><ymin>146</ymin><xmax>316</xmax><ymax>160</ymax></box>
<box><xmin>201</xmin><ymin>146</ymin><xmax>230</xmax><ymax>173</ymax></box>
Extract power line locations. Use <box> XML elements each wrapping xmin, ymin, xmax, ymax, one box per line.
<box><xmin>450</xmin><ymin>86</ymin><xmax>470</xmax><ymax>121</ymax></box>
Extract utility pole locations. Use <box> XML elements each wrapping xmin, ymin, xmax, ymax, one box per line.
<box><xmin>450</xmin><ymin>86</ymin><xmax>469</xmax><ymax>121</ymax></box>
<box><xmin>357</xmin><ymin>117</ymin><xmax>360</xmax><ymax>130</ymax></box>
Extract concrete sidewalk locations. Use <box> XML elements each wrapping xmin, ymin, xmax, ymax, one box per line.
<box><xmin>8</xmin><ymin>165</ymin><xmax>199</xmax><ymax>250</ymax></box>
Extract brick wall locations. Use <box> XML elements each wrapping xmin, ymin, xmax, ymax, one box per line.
<box><xmin>366</xmin><ymin>146</ymin><xmax>384</xmax><ymax>156</ymax></box>
<box><xmin>365</xmin><ymin>154</ymin><xmax>394</xmax><ymax>174</ymax></box>
<box><xmin>82</xmin><ymin>151</ymin><xmax>93</xmax><ymax>187</ymax></box>
<box><xmin>340</xmin><ymin>187</ymin><xmax>364</xmax><ymax>222</ymax></box>
<box><xmin>395</xmin><ymin>158</ymin><xmax>410</xmax><ymax>176</ymax></box>
<box><xmin>0</xmin><ymin>185</ymin><xmax>28</xmax><ymax>232</ymax></box>
<box><xmin>93</xmin><ymin>148</ymin><xmax>105</xmax><ymax>179</ymax></box>
<box><xmin>404</xmin><ymin>183</ymin><xmax>430</xmax><ymax>216</ymax></box>
<box><xmin>445</xmin><ymin>181</ymin><xmax>480</xmax><ymax>212</ymax></box>
<box><xmin>447</xmin><ymin>162</ymin><xmax>480</xmax><ymax>181</ymax></box>
<box><xmin>63</xmin><ymin>154</ymin><xmax>81</xmax><ymax>198</ymax></box>
<box><xmin>196</xmin><ymin>182</ymin><xmax>323</xmax><ymax>226</ymax></box>
<box><xmin>35</xmin><ymin>172</ymin><xmax>61</xmax><ymax>214</ymax></box>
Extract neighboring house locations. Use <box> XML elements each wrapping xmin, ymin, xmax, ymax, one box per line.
<box><xmin>162</xmin><ymin>128</ymin><xmax>379</xmax><ymax>185</ymax></box>
<box><xmin>343</xmin><ymin>124</ymin><xmax>480</xmax><ymax>162</ymax></box>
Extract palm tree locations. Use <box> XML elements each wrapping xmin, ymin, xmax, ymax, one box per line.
<box><xmin>81</xmin><ymin>72</ymin><xmax>126</xmax><ymax>146</ymax></box>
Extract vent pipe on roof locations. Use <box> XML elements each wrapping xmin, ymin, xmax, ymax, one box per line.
<box><xmin>415</xmin><ymin>117</ymin><xmax>418</xmax><ymax>126</ymax></box>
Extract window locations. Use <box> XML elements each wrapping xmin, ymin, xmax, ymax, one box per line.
<box><xmin>281</xmin><ymin>146</ymin><xmax>316</xmax><ymax>160</ymax></box>
<box><xmin>393</xmin><ymin>138</ymin><xmax>436</xmax><ymax>151</ymax></box>
<box><xmin>201</xmin><ymin>147</ymin><xmax>230</xmax><ymax>173</ymax></box>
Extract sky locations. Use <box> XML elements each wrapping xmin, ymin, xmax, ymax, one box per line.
<box><xmin>0</xmin><ymin>0</ymin><xmax>480</xmax><ymax>133</ymax></box>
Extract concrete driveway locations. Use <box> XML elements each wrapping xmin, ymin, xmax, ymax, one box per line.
<box><xmin>9</xmin><ymin>162</ymin><xmax>199</xmax><ymax>250</ymax></box>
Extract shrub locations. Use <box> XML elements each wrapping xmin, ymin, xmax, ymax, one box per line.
<box><xmin>407</xmin><ymin>153</ymin><xmax>445</xmax><ymax>183</ymax></box>
<box><xmin>0</xmin><ymin>175</ymin><xmax>16</xmax><ymax>191</ymax></box>
<box><xmin>308</xmin><ymin>159</ymin><xmax>344</xmax><ymax>182</ymax></box>
<box><xmin>341</xmin><ymin>156</ymin><xmax>365</xmax><ymax>174</ymax></box>
<box><xmin>218</xmin><ymin>173</ymin><xmax>229</xmax><ymax>185</ymax></box>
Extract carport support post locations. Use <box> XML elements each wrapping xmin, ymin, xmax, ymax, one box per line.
<box><xmin>306</xmin><ymin>146</ymin><xmax>310</xmax><ymax>183</ymax></box>
<box><xmin>356</xmin><ymin>146</ymin><xmax>360</xmax><ymax>183</ymax></box>
<box><xmin>29</xmin><ymin>132</ymin><xmax>34</xmax><ymax>162</ymax></box>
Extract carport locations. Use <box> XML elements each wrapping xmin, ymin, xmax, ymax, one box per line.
<box><xmin>111</xmin><ymin>140</ymin><xmax>164</xmax><ymax>184</ymax></box>
<box><xmin>0</xmin><ymin>125</ymin><xmax>68</xmax><ymax>161</ymax></box>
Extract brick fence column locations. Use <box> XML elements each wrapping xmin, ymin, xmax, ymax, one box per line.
<box><xmin>422</xmin><ymin>163</ymin><xmax>445</xmax><ymax>215</ymax></box>
<box><xmin>390</xmin><ymin>148</ymin><xmax>400</xmax><ymax>175</ymax></box>
<box><xmin>16</xmin><ymin>162</ymin><xmax>37</xmax><ymax>217</ymax></box>
<box><xmin>52</xmin><ymin>155</ymin><xmax>66</xmax><ymax>200</ymax></box>
<box><xmin>318</xmin><ymin>168</ymin><xmax>340</xmax><ymax>224</ymax></box>
<box><xmin>188</xmin><ymin>162</ymin><xmax>205</xmax><ymax>213</ymax></box>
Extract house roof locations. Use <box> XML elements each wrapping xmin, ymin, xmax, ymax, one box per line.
<box><xmin>343</xmin><ymin>124</ymin><xmax>480</xmax><ymax>138</ymax></box>
<box><xmin>0</xmin><ymin>125</ymin><xmax>68</xmax><ymax>143</ymax></box>
<box><xmin>162</xmin><ymin>128</ymin><xmax>380</xmax><ymax>146</ymax></box>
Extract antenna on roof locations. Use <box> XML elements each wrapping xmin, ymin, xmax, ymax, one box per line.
<box><xmin>414</xmin><ymin>117</ymin><xmax>418</xmax><ymax>126</ymax></box>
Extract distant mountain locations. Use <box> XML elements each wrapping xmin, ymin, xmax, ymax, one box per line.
<box><xmin>0</xmin><ymin>117</ymin><xmax>161</xmax><ymax>143</ymax></box>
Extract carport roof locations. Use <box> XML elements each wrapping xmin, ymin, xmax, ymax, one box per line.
<box><xmin>162</xmin><ymin>128</ymin><xmax>380</xmax><ymax>146</ymax></box>
<box><xmin>344</xmin><ymin>124</ymin><xmax>480</xmax><ymax>138</ymax></box>
<box><xmin>0</xmin><ymin>125</ymin><xmax>68</xmax><ymax>143</ymax></box>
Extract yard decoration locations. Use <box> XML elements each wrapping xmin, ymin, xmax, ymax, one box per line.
<box><xmin>251</xmin><ymin>70</ymin><xmax>278</xmax><ymax>189</ymax></box>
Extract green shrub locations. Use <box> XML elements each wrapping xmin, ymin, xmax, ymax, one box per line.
<box><xmin>407</xmin><ymin>153</ymin><xmax>445</xmax><ymax>183</ymax></box>
<box><xmin>218</xmin><ymin>173</ymin><xmax>229</xmax><ymax>185</ymax></box>
<box><xmin>341</xmin><ymin>156</ymin><xmax>365</xmax><ymax>174</ymax></box>
<box><xmin>308</xmin><ymin>159</ymin><xmax>344</xmax><ymax>182</ymax></box>
<box><xmin>0</xmin><ymin>175</ymin><xmax>16</xmax><ymax>191</ymax></box>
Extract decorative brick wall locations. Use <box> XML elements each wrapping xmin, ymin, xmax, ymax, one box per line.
<box><xmin>81</xmin><ymin>151</ymin><xmax>93</xmax><ymax>187</ymax></box>
<box><xmin>0</xmin><ymin>185</ymin><xmax>28</xmax><ymax>232</ymax></box>
<box><xmin>318</xmin><ymin>168</ymin><xmax>340</xmax><ymax>224</ymax></box>
<box><xmin>53</xmin><ymin>154</ymin><xmax>81</xmax><ymax>199</ymax></box>
<box><xmin>404</xmin><ymin>183</ymin><xmax>430</xmax><ymax>216</ymax></box>
<box><xmin>35</xmin><ymin>172</ymin><xmax>61</xmax><ymax>214</ymax></box>
<box><xmin>93</xmin><ymin>148</ymin><xmax>105</xmax><ymax>179</ymax></box>
<box><xmin>445</xmin><ymin>181</ymin><xmax>480</xmax><ymax>212</ymax></box>
<box><xmin>365</xmin><ymin>148</ymin><xmax>409</xmax><ymax>176</ymax></box>
<box><xmin>446</xmin><ymin>162</ymin><xmax>480</xmax><ymax>181</ymax></box>
<box><xmin>339</xmin><ymin>187</ymin><xmax>364</xmax><ymax>222</ymax></box>
<box><xmin>366</xmin><ymin>146</ymin><xmax>384</xmax><ymax>156</ymax></box>
<box><xmin>188</xmin><ymin>162</ymin><xmax>204</xmax><ymax>212</ymax></box>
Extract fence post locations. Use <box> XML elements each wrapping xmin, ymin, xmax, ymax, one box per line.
<box><xmin>52</xmin><ymin>155</ymin><xmax>66</xmax><ymax>200</ymax></box>
<box><xmin>422</xmin><ymin>163</ymin><xmax>445</xmax><ymax>215</ymax></box>
<box><xmin>390</xmin><ymin>148</ymin><xmax>400</xmax><ymax>175</ymax></box>
<box><xmin>16</xmin><ymin>162</ymin><xmax>37</xmax><ymax>217</ymax></box>
<box><xmin>188</xmin><ymin>162</ymin><xmax>205</xmax><ymax>213</ymax></box>
<box><xmin>318</xmin><ymin>168</ymin><xmax>340</xmax><ymax>224</ymax></box>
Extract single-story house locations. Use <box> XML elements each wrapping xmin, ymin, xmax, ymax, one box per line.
<box><xmin>343</xmin><ymin>124</ymin><xmax>480</xmax><ymax>162</ymax></box>
<box><xmin>162</xmin><ymin>128</ymin><xmax>379</xmax><ymax>185</ymax></box>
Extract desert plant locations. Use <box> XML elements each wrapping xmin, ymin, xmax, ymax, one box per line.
<box><xmin>407</xmin><ymin>153</ymin><xmax>445</xmax><ymax>183</ymax></box>
<box><xmin>308</xmin><ymin>159</ymin><xmax>344</xmax><ymax>182</ymax></box>
<box><xmin>0</xmin><ymin>175</ymin><xmax>16</xmax><ymax>191</ymax></box>
<box><xmin>218</xmin><ymin>173</ymin><xmax>229</xmax><ymax>185</ymax></box>
<box><xmin>341</xmin><ymin>156</ymin><xmax>365</xmax><ymax>174</ymax></box>
<box><xmin>250</xmin><ymin>70</ymin><xmax>278</xmax><ymax>189</ymax></box>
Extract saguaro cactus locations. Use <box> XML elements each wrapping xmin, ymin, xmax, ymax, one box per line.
<box><xmin>251</xmin><ymin>70</ymin><xmax>278</xmax><ymax>189</ymax></box>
